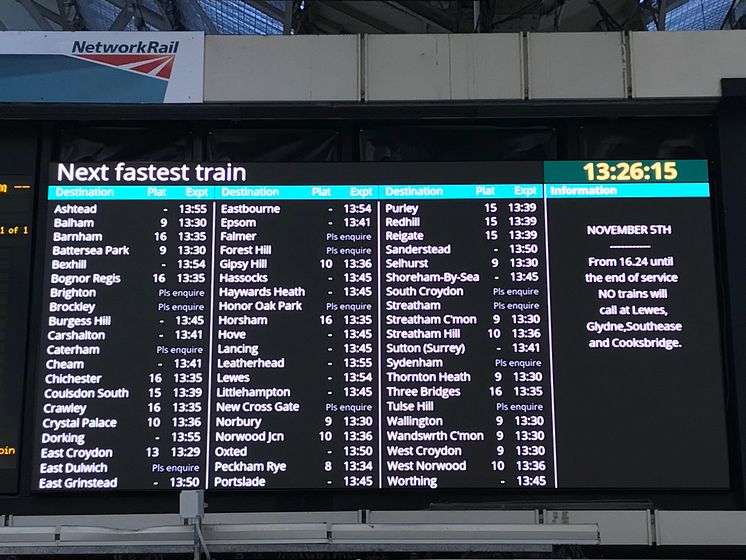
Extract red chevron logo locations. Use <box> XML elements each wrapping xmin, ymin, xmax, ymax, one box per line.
<box><xmin>75</xmin><ymin>54</ymin><xmax>175</xmax><ymax>80</ymax></box>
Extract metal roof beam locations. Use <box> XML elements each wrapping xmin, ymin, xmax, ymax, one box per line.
<box><xmin>317</xmin><ymin>0</ymin><xmax>403</xmax><ymax>33</ymax></box>
<box><xmin>102</xmin><ymin>0</ymin><xmax>172</xmax><ymax>29</ymax></box>
<box><xmin>658</xmin><ymin>0</ymin><xmax>668</xmax><ymax>29</ymax></box>
<box><xmin>63</xmin><ymin>0</ymin><xmax>85</xmax><ymax>30</ymax></box>
<box><xmin>181</xmin><ymin>0</ymin><xmax>218</xmax><ymax>34</ymax></box>
<box><xmin>155</xmin><ymin>0</ymin><xmax>179</xmax><ymax>29</ymax></box>
<box><xmin>109</xmin><ymin>2</ymin><xmax>134</xmax><ymax>30</ymax></box>
<box><xmin>282</xmin><ymin>0</ymin><xmax>295</xmax><ymax>34</ymax></box>
<box><xmin>639</xmin><ymin>0</ymin><xmax>658</xmax><ymax>28</ymax></box>
<box><xmin>384</xmin><ymin>1</ymin><xmax>455</xmax><ymax>32</ymax></box>
<box><xmin>304</xmin><ymin>10</ymin><xmax>347</xmax><ymax>33</ymax></box>
<box><xmin>241</xmin><ymin>0</ymin><xmax>285</xmax><ymax>20</ymax></box>
<box><xmin>25</xmin><ymin>0</ymin><xmax>74</xmax><ymax>28</ymax></box>
<box><xmin>16</xmin><ymin>0</ymin><xmax>53</xmax><ymax>30</ymax></box>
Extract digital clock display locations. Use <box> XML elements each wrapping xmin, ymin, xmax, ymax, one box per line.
<box><xmin>583</xmin><ymin>161</ymin><xmax>678</xmax><ymax>182</ymax></box>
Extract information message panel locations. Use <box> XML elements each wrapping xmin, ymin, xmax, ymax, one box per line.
<box><xmin>33</xmin><ymin>161</ymin><xmax>729</xmax><ymax>491</ymax></box>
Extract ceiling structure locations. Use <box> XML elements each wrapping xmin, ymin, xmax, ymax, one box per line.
<box><xmin>0</xmin><ymin>0</ymin><xmax>737</xmax><ymax>34</ymax></box>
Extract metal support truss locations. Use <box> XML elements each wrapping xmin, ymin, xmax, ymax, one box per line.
<box><xmin>13</xmin><ymin>0</ymin><xmax>177</xmax><ymax>31</ymax></box>
<box><xmin>102</xmin><ymin>0</ymin><xmax>173</xmax><ymax>30</ymax></box>
<box><xmin>181</xmin><ymin>0</ymin><xmax>219</xmax><ymax>34</ymax></box>
<box><xmin>14</xmin><ymin>0</ymin><xmax>82</xmax><ymax>30</ymax></box>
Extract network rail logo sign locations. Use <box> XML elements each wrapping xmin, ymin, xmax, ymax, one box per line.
<box><xmin>71</xmin><ymin>39</ymin><xmax>180</xmax><ymax>80</ymax></box>
<box><xmin>0</xmin><ymin>32</ymin><xmax>203</xmax><ymax>103</ymax></box>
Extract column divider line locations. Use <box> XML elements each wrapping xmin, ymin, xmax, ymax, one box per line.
<box><xmin>542</xmin><ymin>184</ymin><xmax>559</xmax><ymax>489</ymax></box>
<box><xmin>204</xmin><ymin>200</ymin><xmax>217</xmax><ymax>489</ymax></box>
<box><xmin>377</xmin><ymin>197</ymin><xmax>383</xmax><ymax>489</ymax></box>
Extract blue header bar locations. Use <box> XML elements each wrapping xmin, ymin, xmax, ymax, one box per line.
<box><xmin>48</xmin><ymin>185</ymin><xmax>214</xmax><ymax>200</ymax></box>
<box><xmin>545</xmin><ymin>182</ymin><xmax>710</xmax><ymax>198</ymax></box>
<box><xmin>49</xmin><ymin>182</ymin><xmax>710</xmax><ymax>201</ymax></box>
<box><xmin>49</xmin><ymin>184</ymin><xmax>544</xmax><ymax>201</ymax></box>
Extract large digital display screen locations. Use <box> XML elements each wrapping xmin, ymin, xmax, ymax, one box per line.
<box><xmin>31</xmin><ymin>160</ymin><xmax>729</xmax><ymax>491</ymax></box>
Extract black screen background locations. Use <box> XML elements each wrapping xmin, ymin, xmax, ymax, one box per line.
<box><xmin>0</xmin><ymin>114</ymin><xmax>740</xmax><ymax>514</ymax></box>
<box><xmin>29</xmin><ymin>161</ymin><xmax>730</xmax><ymax>492</ymax></box>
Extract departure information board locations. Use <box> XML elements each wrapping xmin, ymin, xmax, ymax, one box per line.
<box><xmin>32</xmin><ymin>161</ymin><xmax>729</xmax><ymax>492</ymax></box>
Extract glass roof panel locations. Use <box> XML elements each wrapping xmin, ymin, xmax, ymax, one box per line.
<box><xmin>196</xmin><ymin>0</ymin><xmax>283</xmax><ymax>35</ymax></box>
<box><xmin>642</xmin><ymin>0</ymin><xmax>733</xmax><ymax>30</ymax></box>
